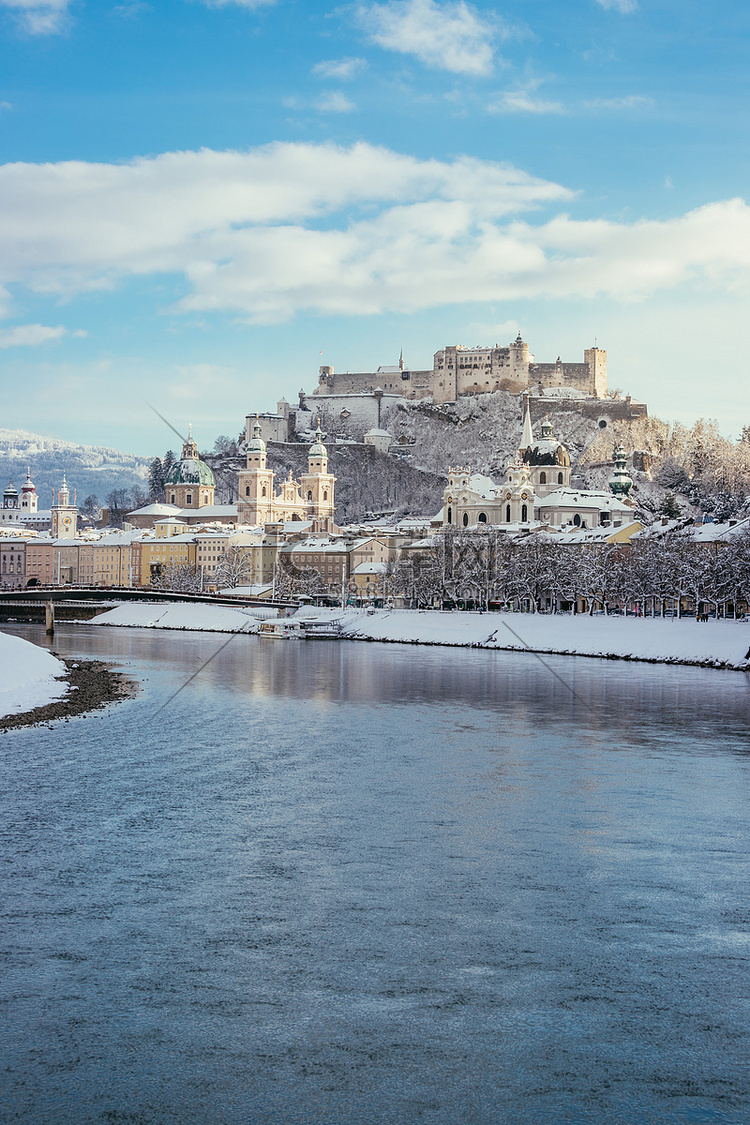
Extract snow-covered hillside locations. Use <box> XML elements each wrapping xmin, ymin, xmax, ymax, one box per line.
<box><xmin>0</xmin><ymin>428</ymin><xmax>150</xmax><ymax>506</ymax></box>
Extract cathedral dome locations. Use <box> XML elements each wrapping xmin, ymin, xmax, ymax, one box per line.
<box><xmin>522</xmin><ymin>417</ymin><xmax>570</xmax><ymax>468</ymax></box>
<box><xmin>165</xmin><ymin>427</ymin><xmax>215</xmax><ymax>488</ymax></box>
<box><xmin>4</xmin><ymin>479</ymin><xmax>18</xmax><ymax>500</ymax></box>
<box><xmin>165</xmin><ymin>457</ymin><xmax>215</xmax><ymax>487</ymax></box>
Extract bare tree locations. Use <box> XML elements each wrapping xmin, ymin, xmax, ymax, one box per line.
<box><xmin>151</xmin><ymin>562</ymin><xmax>202</xmax><ymax>594</ymax></box>
<box><xmin>214</xmin><ymin>546</ymin><xmax>254</xmax><ymax>589</ymax></box>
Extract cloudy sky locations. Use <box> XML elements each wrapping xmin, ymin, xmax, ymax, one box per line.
<box><xmin>0</xmin><ymin>0</ymin><xmax>747</xmax><ymax>453</ymax></box>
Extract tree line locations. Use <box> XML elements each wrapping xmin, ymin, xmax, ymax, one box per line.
<box><xmin>387</xmin><ymin>527</ymin><xmax>750</xmax><ymax>616</ymax></box>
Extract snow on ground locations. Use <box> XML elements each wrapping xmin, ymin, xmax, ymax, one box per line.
<box><xmin>0</xmin><ymin>632</ymin><xmax>68</xmax><ymax>719</ymax></box>
<box><xmin>333</xmin><ymin>609</ymin><xmax>750</xmax><ymax>670</ymax></box>
<box><xmin>92</xmin><ymin>602</ymin><xmax>263</xmax><ymax>633</ymax></box>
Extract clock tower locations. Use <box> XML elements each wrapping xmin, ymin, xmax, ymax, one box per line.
<box><xmin>51</xmin><ymin>475</ymin><xmax>78</xmax><ymax>539</ymax></box>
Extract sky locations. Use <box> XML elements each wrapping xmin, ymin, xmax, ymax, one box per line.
<box><xmin>0</xmin><ymin>0</ymin><xmax>748</xmax><ymax>456</ymax></box>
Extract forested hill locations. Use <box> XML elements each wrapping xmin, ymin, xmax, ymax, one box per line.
<box><xmin>0</xmin><ymin>428</ymin><xmax>150</xmax><ymax>510</ymax></box>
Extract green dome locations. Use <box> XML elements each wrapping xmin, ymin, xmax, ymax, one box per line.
<box><xmin>166</xmin><ymin>457</ymin><xmax>215</xmax><ymax>487</ymax></box>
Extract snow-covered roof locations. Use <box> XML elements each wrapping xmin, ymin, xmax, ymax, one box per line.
<box><xmin>129</xmin><ymin>502</ymin><xmax>181</xmax><ymax>516</ymax></box>
<box><xmin>536</xmin><ymin>488</ymin><xmax>631</xmax><ymax>512</ymax></box>
<box><xmin>353</xmin><ymin>561</ymin><xmax>387</xmax><ymax>575</ymax></box>
<box><xmin>177</xmin><ymin>504</ymin><xmax>237</xmax><ymax>518</ymax></box>
<box><xmin>544</xmin><ymin>521</ymin><xmax>642</xmax><ymax>544</ymax></box>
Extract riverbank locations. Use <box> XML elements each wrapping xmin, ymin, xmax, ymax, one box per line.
<box><xmin>334</xmin><ymin>609</ymin><xmax>750</xmax><ymax>670</ymax></box>
<box><xmin>84</xmin><ymin>600</ymin><xmax>750</xmax><ymax>671</ymax></box>
<box><xmin>0</xmin><ymin>631</ymin><xmax>135</xmax><ymax>731</ymax></box>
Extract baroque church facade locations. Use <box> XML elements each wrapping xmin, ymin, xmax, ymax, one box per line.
<box><xmin>442</xmin><ymin>394</ymin><xmax>633</xmax><ymax>532</ymax></box>
<box><xmin>237</xmin><ymin>418</ymin><xmax>336</xmax><ymax>534</ymax></box>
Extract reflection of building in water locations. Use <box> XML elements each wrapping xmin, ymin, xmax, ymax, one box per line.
<box><xmin>441</xmin><ymin>394</ymin><xmax>634</xmax><ymax>532</ymax></box>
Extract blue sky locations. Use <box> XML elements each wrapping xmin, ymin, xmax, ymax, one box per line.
<box><xmin>0</xmin><ymin>0</ymin><xmax>748</xmax><ymax>454</ymax></box>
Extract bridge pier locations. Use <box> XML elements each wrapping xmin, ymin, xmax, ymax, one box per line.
<box><xmin>45</xmin><ymin>600</ymin><xmax>55</xmax><ymax>637</ymax></box>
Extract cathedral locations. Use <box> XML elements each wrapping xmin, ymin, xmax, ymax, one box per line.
<box><xmin>237</xmin><ymin>418</ymin><xmax>336</xmax><ymax>533</ymax></box>
<box><xmin>442</xmin><ymin>395</ymin><xmax>633</xmax><ymax>532</ymax></box>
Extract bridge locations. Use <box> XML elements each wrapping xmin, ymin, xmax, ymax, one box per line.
<box><xmin>0</xmin><ymin>586</ymin><xmax>298</xmax><ymax>626</ymax></box>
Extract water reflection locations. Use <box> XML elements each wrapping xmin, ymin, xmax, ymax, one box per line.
<box><xmin>1</xmin><ymin>624</ymin><xmax>749</xmax><ymax>1124</ymax></box>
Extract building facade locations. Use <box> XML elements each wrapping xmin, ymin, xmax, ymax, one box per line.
<box><xmin>237</xmin><ymin>419</ymin><xmax>336</xmax><ymax>533</ymax></box>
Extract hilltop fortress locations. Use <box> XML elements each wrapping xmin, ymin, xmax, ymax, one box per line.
<box><xmin>315</xmin><ymin>335</ymin><xmax>607</xmax><ymax>404</ymax></box>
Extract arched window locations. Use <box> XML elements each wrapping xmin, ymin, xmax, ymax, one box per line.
<box><xmin>558</xmin><ymin>472</ymin><xmax>563</xmax><ymax>484</ymax></box>
<box><xmin>478</xmin><ymin>512</ymin><xmax>487</xmax><ymax>523</ymax></box>
<box><xmin>323</xmin><ymin>491</ymin><xmax>328</xmax><ymax>501</ymax></box>
<box><xmin>462</xmin><ymin>513</ymin><xmax>469</xmax><ymax>526</ymax></box>
<box><xmin>539</xmin><ymin>472</ymin><xmax>546</xmax><ymax>484</ymax></box>
<box><xmin>521</xmin><ymin>504</ymin><xmax>528</xmax><ymax>522</ymax></box>
<box><xmin>245</xmin><ymin>485</ymin><xmax>250</xmax><ymax>496</ymax></box>
<box><xmin>262</xmin><ymin>486</ymin><xmax>266</xmax><ymax>497</ymax></box>
<box><xmin>574</xmin><ymin>514</ymin><xmax>581</xmax><ymax>527</ymax></box>
<box><xmin>307</xmin><ymin>490</ymin><xmax>313</xmax><ymax>501</ymax></box>
<box><xmin>447</xmin><ymin>507</ymin><xmax>452</xmax><ymax>524</ymax></box>
<box><xmin>506</xmin><ymin>505</ymin><xmax>511</xmax><ymax>523</ymax></box>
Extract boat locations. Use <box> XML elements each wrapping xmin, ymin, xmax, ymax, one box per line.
<box><xmin>258</xmin><ymin>619</ymin><xmax>300</xmax><ymax>639</ymax></box>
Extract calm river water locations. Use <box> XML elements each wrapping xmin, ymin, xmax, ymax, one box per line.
<box><xmin>1</xmin><ymin>624</ymin><xmax>750</xmax><ymax>1124</ymax></box>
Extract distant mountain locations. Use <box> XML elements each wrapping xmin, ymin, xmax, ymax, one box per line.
<box><xmin>0</xmin><ymin>428</ymin><xmax>150</xmax><ymax>508</ymax></box>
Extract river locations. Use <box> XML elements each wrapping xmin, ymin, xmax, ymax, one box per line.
<box><xmin>1</xmin><ymin>624</ymin><xmax>749</xmax><ymax>1124</ymax></box>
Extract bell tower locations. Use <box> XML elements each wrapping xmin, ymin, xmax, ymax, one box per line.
<box><xmin>299</xmin><ymin>422</ymin><xmax>336</xmax><ymax>533</ymax></box>
<box><xmin>51</xmin><ymin>475</ymin><xmax>78</xmax><ymax>539</ymax></box>
<box><xmin>237</xmin><ymin>416</ymin><xmax>275</xmax><ymax>526</ymax></box>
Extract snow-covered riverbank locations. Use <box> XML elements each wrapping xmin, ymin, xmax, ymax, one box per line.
<box><xmin>0</xmin><ymin>633</ymin><xmax>68</xmax><ymax>719</ymax></box>
<box><xmin>333</xmin><ymin>609</ymin><xmax>750</xmax><ymax>670</ymax></box>
<box><xmin>92</xmin><ymin>602</ymin><xmax>262</xmax><ymax>633</ymax></box>
<box><xmin>88</xmin><ymin>601</ymin><xmax>750</xmax><ymax>670</ymax></box>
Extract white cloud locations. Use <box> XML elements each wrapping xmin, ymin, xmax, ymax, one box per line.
<box><xmin>0</xmin><ymin>323</ymin><xmax>67</xmax><ymax>347</ymax></box>
<box><xmin>356</xmin><ymin>0</ymin><xmax>500</xmax><ymax>76</ymax></box>
<box><xmin>583</xmin><ymin>94</ymin><xmax>653</xmax><ymax>110</ymax></box>
<box><xmin>488</xmin><ymin>89</ymin><xmax>565</xmax><ymax>115</ymax></box>
<box><xmin>0</xmin><ymin>0</ymin><xmax>70</xmax><ymax>34</ymax></box>
<box><xmin>312</xmin><ymin>57</ymin><xmax>367</xmax><ymax>81</ymax></box>
<box><xmin>316</xmin><ymin>91</ymin><xmax>357</xmax><ymax>113</ymax></box>
<box><xmin>595</xmin><ymin>0</ymin><xmax>638</xmax><ymax>12</ymax></box>
<box><xmin>0</xmin><ymin>101</ymin><xmax>12</xmax><ymax>113</ymax></box>
<box><xmin>0</xmin><ymin>143</ymin><xmax>748</xmax><ymax>325</ymax></box>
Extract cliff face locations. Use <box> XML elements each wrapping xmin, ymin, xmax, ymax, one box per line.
<box><xmin>204</xmin><ymin>443</ymin><xmax>446</xmax><ymax>525</ymax></box>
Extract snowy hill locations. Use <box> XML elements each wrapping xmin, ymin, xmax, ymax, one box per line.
<box><xmin>0</xmin><ymin>428</ymin><xmax>150</xmax><ymax>507</ymax></box>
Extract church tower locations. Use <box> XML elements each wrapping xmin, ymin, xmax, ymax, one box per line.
<box><xmin>20</xmin><ymin>468</ymin><xmax>38</xmax><ymax>515</ymax></box>
<box><xmin>501</xmin><ymin>460</ymin><xmax>535</xmax><ymax>524</ymax></box>
<box><xmin>51</xmin><ymin>475</ymin><xmax>78</xmax><ymax>539</ymax></box>
<box><xmin>299</xmin><ymin>423</ymin><xmax>336</xmax><ymax>533</ymax></box>
<box><xmin>237</xmin><ymin>416</ymin><xmax>275</xmax><ymax>526</ymax></box>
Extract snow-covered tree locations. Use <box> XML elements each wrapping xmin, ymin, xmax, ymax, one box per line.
<box><xmin>214</xmin><ymin>546</ymin><xmax>254</xmax><ymax>589</ymax></box>
<box><xmin>151</xmin><ymin>562</ymin><xmax>202</xmax><ymax>593</ymax></box>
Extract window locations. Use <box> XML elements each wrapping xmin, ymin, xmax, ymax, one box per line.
<box><xmin>462</xmin><ymin>513</ymin><xmax>469</xmax><ymax>527</ymax></box>
<box><xmin>478</xmin><ymin>512</ymin><xmax>487</xmax><ymax>523</ymax></box>
<box><xmin>323</xmin><ymin>491</ymin><xmax>328</xmax><ymax>501</ymax></box>
<box><xmin>558</xmin><ymin>472</ymin><xmax>563</xmax><ymax>484</ymax></box>
<box><xmin>506</xmin><ymin>505</ymin><xmax>511</xmax><ymax>523</ymax></box>
<box><xmin>245</xmin><ymin>485</ymin><xmax>250</xmax><ymax>496</ymax></box>
<box><xmin>539</xmin><ymin>472</ymin><xmax>546</xmax><ymax>484</ymax></box>
<box><xmin>307</xmin><ymin>491</ymin><xmax>313</xmax><ymax>501</ymax></box>
<box><xmin>521</xmin><ymin>504</ymin><xmax>528</xmax><ymax>522</ymax></box>
<box><xmin>186</xmin><ymin>494</ymin><xmax>192</xmax><ymax>505</ymax></box>
<box><xmin>447</xmin><ymin>507</ymin><xmax>452</xmax><ymax>524</ymax></box>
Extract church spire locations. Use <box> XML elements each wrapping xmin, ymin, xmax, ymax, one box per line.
<box><xmin>520</xmin><ymin>391</ymin><xmax>534</xmax><ymax>453</ymax></box>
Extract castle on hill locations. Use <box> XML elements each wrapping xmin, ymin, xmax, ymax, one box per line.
<box><xmin>315</xmin><ymin>334</ymin><xmax>607</xmax><ymax>404</ymax></box>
